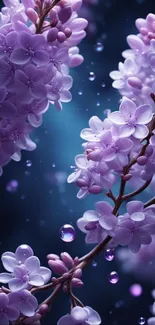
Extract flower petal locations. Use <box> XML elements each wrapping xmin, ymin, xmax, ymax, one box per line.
<box><xmin>136</xmin><ymin>104</ymin><xmax>152</xmax><ymax>124</ymax></box>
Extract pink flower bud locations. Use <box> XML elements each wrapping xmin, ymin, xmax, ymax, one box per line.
<box><xmin>135</xmin><ymin>18</ymin><xmax>146</xmax><ymax>30</ymax></box>
<box><xmin>73</xmin><ymin>268</ymin><xmax>82</xmax><ymax>278</ymax></box>
<box><xmin>47</xmin><ymin>253</ymin><xmax>60</xmax><ymax>260</ymax></box>
<box><xmin>121</xmin><ymin>174</ymin><xmax>132</xmax><ymax>181</ymax></box>
<box><xmin>88</xmin><ymin>185</ymin><xmax>102</xmax><ymax>194</ymax></box>
<box><xmin>140</xmin><ymin>28</ymin><xmax>148</xmax><ymax>36</ymax></box>
<box><xmin>26</xmin><ymin>8</ymin><xmax>38</xmax><ymax>24</ymax></box>
<box><xmin>47</xmin><ymin>27</ymin><xmax>58</xmax><ymax>42</ymax></box>
<box><xmin>128</xmin><ymin>77</ymin><xmax>142</xmax><ymax>89</ymax></box>
<box><xmin>48</xmin><ymin>260</ymin><xmax>68</xmax><ymax>275</ymax></box>
<box><xmin>58</xmin><ymin>5</ymin><xmax>72</xmax><ymax>24</ymax></box>
<box><xmin>145</xmin><ymin>145</ymin><xmax>153</xmax><ymax>157</ymax></box>
<box><xmin>57</xmin><ymin>31</ymin><xmax>66</xmax><ymax>43</ymax></box>
<box><xmin>76</xmin><ymin>179</ymin><xmax>88</xmax><ymax>187</ymax></box>
<box><xmin>71</xmin><ymin>278</ymin><xmax>84</xmax><ymax>287</ymax></box>
<box><xmin>39</xmin><ymin>304</ymin><xmax>49</xmax><ymax>315</ymax></box>
<box><xmin>137</xmin><ymin>156</ymin><xmax>148</xmax><ymax>165</ymax></box>
<box><xmin>69</xmin><ymin>54</ymin><xmax>84</xmax><ymax>67</ymax></box>
<box><xmin>74</xmin><ymin>257</ymin><xmax>79</xmax><ymax>265</ymax></box>
<box><xmin>64</xmin><ymin>28</ymin><xmax>72</xmax><ymax>38</ymax></box>
<box><xmin>61</xmin><ymin>252</ymin><xmax>74</xmax><ymax>268</ymax></box>
<box><xmin>87</xmin><ymin>149</ymin><xmax>102</xmax><ymax>161</ymax></box>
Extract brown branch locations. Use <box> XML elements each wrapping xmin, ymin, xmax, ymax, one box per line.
<box><xmin>36</xmin><ymin>0</ymin><xmax>61</xmax><ymax>34</ymax></box>
<box><xmin>144</xmin><ymin>197</ymin><xmax>155</xmax><ymax>208</ymax></box>
<box><xmin>122</xmin><ymin>179</ymin><xmax>152</xmax><ymax>201</ymax></box>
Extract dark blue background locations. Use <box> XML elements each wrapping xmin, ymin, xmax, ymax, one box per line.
<box><xmin>0</xmin><ymin>0</ymin><xmax>155</xmax><ymax>324</ymax></box>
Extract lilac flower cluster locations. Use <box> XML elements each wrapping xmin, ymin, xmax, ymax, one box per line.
<box><xmin>110</xmin><ymin>13</ymin><xmax>155</xmax><ymax>107</ymax></box>
<box><xmin>68</xmin><ymin>66</ymin><xmax>155</xmax><ymax>253</ymax></box>
<box><xmin>0</xmin><ymin>0</ymin><xmax>87</xmax><ymax>175</ymax></box>
<box><xmin>0</xmin><ymin>244</ymin><xmax>51</xmax><ymax>324</ymax></box>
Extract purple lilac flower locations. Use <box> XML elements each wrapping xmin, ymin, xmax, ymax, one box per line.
<box><xmin>77</xmin><ymin>201</ymin><xmax>117</xmax><ymax>243</ymax></box>
<box><xmin>57</xmin><ymin>306</ymin><xmax>101</xmax><ymax>325</ymax></box>
<box><xmin>108</xmin><ymin>97</ymin><xmax>152</xmax><ymax>139</ymax></box>
<box><xmin>114</xmin><ymin>202</ymin><xmax>155</xmax><ymax>252</ymax></box>
<box><xmin>0</xmin><ymin>292</ymin><xmax>19</xmax><ymax>325</ymax></box>
<box><xmin>9</xmin><ymin>290</ymin><xmax>38</xmax><ymax>317</ymax></box>
<box><xmin>0</xmin><ymin>245</ymin><xmax>51</xmax><ymax>291</ymax></box>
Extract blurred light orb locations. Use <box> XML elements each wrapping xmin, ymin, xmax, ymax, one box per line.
<box><xmin>94</xmin><ymin>42</ymin><xmax>104</xmax><ymax>52</ymax></box>
<box><xmin>6</xmin><ymin>179</ymin><xmax>19</xmax><ymax>193</ymax></box>
<box><xmin>88</xmin><ymin>72</ymin><xmax>96</xmax><ymax>81</ymax></box>
<box><xmin>129</xmin><ymin>284</ymin><xmax>143</xmax><ymax>297</ymax></box>
<box><xmin>26</xmin><ymin>160</ymin><xmax>32</xmax><ymax>167</ymax></box>
<box><xmin>108</xmin><ymin>271</ymin><xmax>119</xmax><ymax>284</ymax></box>
<box><xmin>59</xmin><ymin>224</ymin><xmax>76</xmax><ymax>242</ymax></box>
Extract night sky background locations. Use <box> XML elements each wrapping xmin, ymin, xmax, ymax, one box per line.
<box><xmin>0</xmin><ymin>0</ymin><xmax>155</xmax><ymax>324</ymax></box>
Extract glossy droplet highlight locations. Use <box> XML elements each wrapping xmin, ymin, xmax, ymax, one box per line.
<box><xmin>88</xmin><ymin>72</ymin><xmax>96</xmax><ymax>81</ymax></box>
<box><xmin>6</xmin><ymin>179</ymin><xmax>19</xmax><ymax>193</ymax></box>
<box><xmin>26</xmin><ymin>160</ymin><xmax>32</xmax><ymax>167</ymax></box>
<box><xmin>15</xmin><ymin>244</ymin><xmax>34</xmax><ymax>263</ymax></box>
<box><xmin>94</xmin><ymin>42</ymin><xmax>104</xmax><ymax>52</ymax></box>
<box><xmin>60</xmin><ymin>224</ymin><xmax>76</xmax><ymax>242</ymax></box>
<box><xmin>108</xmin><ymin>271</ymin><xmax>119</xmax><ymax>284</ymax></box>
<box><xmin>105</xmin><ymin>249</ymin><xmax>115</xmax><ymax>261</ymax></box>
<box><xmin>129</xmin><ymin>284</ymin><xmax>143</xmax><ymax>297</ymax></box>
<box><xmin>138</xmin><ymin>317</ymin><xmax>145</xmax><ymax>325</ymax></box>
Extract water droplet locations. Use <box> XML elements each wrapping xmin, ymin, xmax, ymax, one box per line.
<box><xmin>105</xmin><ymin>249</ymin><xmax>115</xmax><ymax>261</ymax></box>
<box><xmin>96</xmin><ymin>101</ymin><xmax>100</xmax><ymax>107</ymax></box>
<box><xmin>92</xmin><ymin>260</ymin><xmax>97</xmax><ymax>267</ymax></box>
<box><xmin>78</xmin><ymin>90</ymin><xmax>83</xmax><ymax>95</ymax></box>
<box><xmin>26</xmin><ymin>160</ymin><xmax>32</xmax><ymax>167</ymax></box>
<box><xmin>138</xmin><ymin>317</ymin><xmax>145</xmax><ymax>325</ymax></box>
<box><xmin>129</xmin><ymin>284</ymin><xmax>143</xmax><ymax>297</ymax></box>
<box><xmin>15</xmin><ymin>244</ymin><xmax>33</xmax><ymax>263</ymax></box>
<box><xmin>101</xmin><ymin>82</ymin><xmax>106</xmax><ymax>88</ymax></box>
<box><xmin>88</xmin><ymin>72</ymin><xmax>96</xmax><ymax>81</ymax></box>
<box><xmin>108</xmin><ymin>271</ymin><xmax>119</xmax><ymax>284</ymax></box>
<box><xmin>52</xmin><ymin>163</ymin><xmax>56</xmax><ymax>167</ymax></box>
<box><xmin>59</xmin><ymin>224</ymin><xmax>76</xmax><ymax>242</ymax></box>
<box><xmin>94</xmin><ymin>42</ymin><xmax>104</xmax><ymax>52</ymax></box>
<box><xmin>6</xmin><ymin>179</ymin><xmax>19</xmax><ymax>193</ymax></box>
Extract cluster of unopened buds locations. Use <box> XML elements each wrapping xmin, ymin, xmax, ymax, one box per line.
<box><xmin>0</xmin><ymin>0</ymin><xmax>87</xmax><ymax>175</ymax></box>
<box><xmin>0</xmin><ymin>244</ymin><xmax>101</xmax><ymax>325</ymax></box>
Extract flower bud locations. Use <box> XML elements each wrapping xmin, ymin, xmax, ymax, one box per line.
<box><xmin>71</xmin><ymin>278</ymin><xmax>84</xmax><ymax>287</ymax></box>
<box><xmin>61</xmin><ymin>252</ymin><xmax>74</xmax><ymax>268</ymax></box>
<box><xmin>57</xmin><ymin>32</ymin><xmax>66</xmax><ymax>43</ymax></box>
<box><xmin>121</xmin><ymin>174</ymin><xmax>132</xmax><ymax>181</ymax></box>
<box><xmin>73</xmin><ymin>268</ymin><xmax>82</xmax><ymax>278</ymax></box>
<box><xmin>128</xmin><ymin>77</ymin><xmax>142</xmax><ymax>89</ymax></box>
<box><xmin>64</xmin><ymin>28</ymin><xmax>72</xmax><ymax>38</ymax></box>
<box><xmin>47</xmin><ymin>27</ymin><xmax>58</xmax><ymax>42</ymax></box>
<box><xmin>48</xmin><ymin>260</ymin><xmax>68</xmax><ymax>275</ymax></box>
<box><xmin>58</xmin><ymin>5</ymin><xmax>72</xmax><ymax>24</ymax></box>
<box><xmin>88</xmin><ymin>185</ymin><xmax>102</xmax><ymax>194</ymax></box>
<box><xmin>76</xmin><ymin>179</ymin><xmax>87</xmax><ymax>187</ymax></box>
<box><xmin>26</xmin><ymin>8</ymin><xmax>38</xmax><ymax>24</ymax></box>
<box><xmin>87</xmin><ymin>149</ymin><xmax>102</xmax><ymax>162</ymax></box>
<box><xmin>145</xmin><ymin>145</ymin><xmax>153</xmax><ymax>157</ymax></box>
<box><xmin>47</xmin><ymin>253</ymin><xmax>60</xmax><ymax>260</ymax></box>
<box><xmin>137</xmin><ymin>155</ymin><xmax>148</xmax><ymax>165</ymax></box>
<box><xmin>39</xmin><ymin>304</ymin><xmax>49</xmax><ymax>315</ymax></box>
